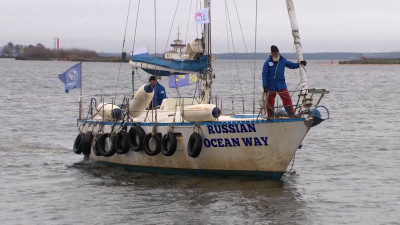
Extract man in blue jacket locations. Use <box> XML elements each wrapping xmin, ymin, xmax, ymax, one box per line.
<box><xmin>149</xmin><ymin>76</ymin><xmax>167</xmax><ymax>109</ymax></box>
<box><xmin>262</xmin><ymin>45</ymin><xmax>306</xmax><ymax>117</ymax></box>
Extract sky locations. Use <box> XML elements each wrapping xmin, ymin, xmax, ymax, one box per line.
<box><xmin>1</xmin><ymin>0</ymin><xmax>400</xmax><ymax>54</ymax></box>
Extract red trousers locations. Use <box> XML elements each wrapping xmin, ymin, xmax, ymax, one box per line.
<box><xmin>266</xmin><ymin>88</ymin><xmax>294</xmax><ymax>117</ymax></box>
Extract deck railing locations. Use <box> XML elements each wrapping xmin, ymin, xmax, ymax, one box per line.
<box><xmin>79</xmin><ymin>88</ymin><xmax>328</xmax><ymax>123</ymax></box>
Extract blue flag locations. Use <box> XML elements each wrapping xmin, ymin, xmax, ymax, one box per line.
<box><xmin>58</xmin><ymin>63</ymin><xmax>81</xmax><ymax>93</ymax></box>
<box><xmin>169</xmin><ymin>73</ymin><xmax>199</xmax><ymax>88</ymax></box>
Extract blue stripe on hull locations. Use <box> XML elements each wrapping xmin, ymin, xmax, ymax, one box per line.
<box><xmin>95</xmin><ymin>161</ymin><xmax>284</xmax><ymax>180</ymax></box>
<box><xmin>78</xmin><ymin>117</ymin><xmax>304</xmax><ymax>127</ymax></box>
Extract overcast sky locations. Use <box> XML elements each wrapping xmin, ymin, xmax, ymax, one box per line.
<box><xmin>1</xmin><ymin>0</ymin><xmax>399</xmax><ymax>53</ymax></box>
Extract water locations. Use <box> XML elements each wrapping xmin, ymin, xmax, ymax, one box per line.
<box><xmin>0</xmin><ymin>58</ymin><xmax>399</xmax><ymax>224</ymax></box>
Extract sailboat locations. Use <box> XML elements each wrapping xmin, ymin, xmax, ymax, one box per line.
<box><xmin>73</xmin><ymin>0</ymin><xmax>329</xmax><ymax>180</ymax></box>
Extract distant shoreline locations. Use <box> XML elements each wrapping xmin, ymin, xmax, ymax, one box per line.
<box><xmin>9</xmin><ymin>56</ymin><xmax>129</xmax><ymax>63</ymax></box>
<box><xmin>339</xmin><ymin>58</ymin><xmax>400</xmax><ymax>64</ymax></box>
<box><xmin>2</xmin><ymin>52</ymin><xmax>400</xmax><ymax>63</ymax></box>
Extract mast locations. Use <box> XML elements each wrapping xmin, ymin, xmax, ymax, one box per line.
<box><xmin>285</xmin><ymin>0</ymin><xmax>308</xmax><ymax>91</ymax></box>
<box><xmin>202</xmin><ymin>0</ymin><xmax>212</xmax><ymax>104</ymax></box>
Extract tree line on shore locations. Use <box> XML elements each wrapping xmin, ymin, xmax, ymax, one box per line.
<box><xmin>1</xmin><ymin>42</ymin><xmax>99</xmax><ymax>60</ymax></box>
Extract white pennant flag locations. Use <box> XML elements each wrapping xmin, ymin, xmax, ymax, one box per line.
<box><xmin>195</xmin><ymin>8</ymin><xmax>209</xmax><ymax>24</ymax></box>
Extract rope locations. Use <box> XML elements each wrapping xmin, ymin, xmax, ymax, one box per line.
<box><xmin>84</xmin><ymin>97</ymin><xmax>98</xmax><ymax>120</ymax></box>
<box><xmin>78</xmin><ymin>123</ymin><xmax>85</xmax><ymax>133</ymax></box>
<box><xmin>91</xmin><ymin>124</ymin><xmax>97</xmax><ymax>132</ymax></box>
<box><xmin>97</xmin><ymin>123</ymin><xmax>104</xmax><ymax>135</ymax></box>
<box><xmin>193</xmin><ymin>122</ymin><xmax>203</xmax><ymax>136</ymax></box>
<box><xmin>289</xmin><ymin>153</ymin><xmax>296</xmax><ymax>173</ymax></box>
<box><xmin>135</xmin><ymin>68</ymin><xmax>146</xmax><ymax>83</ymax></box>
<box><xmin>151</xmin><ymin>122</ymin><xmax>158</xmax><ymax>136</ymax></box>
<box><xmin>168</xmin><ymin>123</ymin><xmax>174</xmax><ymax>133</ymax></box>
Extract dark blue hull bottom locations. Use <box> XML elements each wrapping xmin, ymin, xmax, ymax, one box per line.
<box><xmin>95</xmin><ymin>160</ymin><xmax>285</xmax><ymax>180</ymax></box>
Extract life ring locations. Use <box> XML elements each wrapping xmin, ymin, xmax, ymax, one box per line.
<box><xmin>82</xmin><ymin>131</ymin><xmax>93</xmax><ymax>155</ymax></box>
<box><xmin>96</xmin><ymin>133</ymin><xmax>116</xmax><ymax>157</ymax></box>
<box><xmin>187</xmin><ymin>132</ymin><xmax>202</xmax><ymax>158</ymax></box>
<box><xmin>128</xmin><ymin>126</ymin><xmax>146</xmax><ymax>151</ymax></box>
<box><xmin>114</xmin><ymin>130</ymin><xmax>130</xmax><ymax>154</ymax></box>
<box><xmin>73</xmin><ymin>133</ymin><xmax>84</xmax><ymax>154</ymax></box>
<box><xmin>161</xmin><ymin>132</ymin><xmax>177</xmax><ymax>156</ymax></box>
<box><xmin>143</xmin><ymin>133</ymin><xmax>161</xmax><ymax>156</ymax></box>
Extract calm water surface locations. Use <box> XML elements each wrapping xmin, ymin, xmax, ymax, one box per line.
<box><xmin>0</xmin><ymin>59</ymin><xmax>399</xmax><ymax>224</ymax></box>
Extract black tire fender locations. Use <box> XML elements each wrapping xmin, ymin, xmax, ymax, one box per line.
<box><xmin>96</xmin><ymin>133</ymin><xmax>116</xmax><ymax>157</ymax></box>
<box><xmin>143</xmin><ymin>133</ymin><xmax>161</xmax><ymax>156</ymax></box>
<box><xmin>82</xmin><ymin>131</ymin><xmax>93</xmax><ymax>155</ymax></box>
<box><xmin>73</xmin><ymin>133</ymin><xmax>84</xmax><ymax>154</ymax></box>
<box><xmin>161</xmin><ymin>132</ymin><xmax>177</xmax><ymax>156</ymax></box>
<box><xmin>188</xmin><ymin>132</ymin><xmax>202</xmax><ymax>158</ymax></box>
<box><xmin>114</xmin><ymin>130</ymin><xmax>130</xmax><ymax>154</ymax></box>
<box><xmin>128</xmin><ymin>126</ymin><xmax>146</xmax><ymax>151</ymax></box>
<box><xmin>93</xmin><ymin>134</ymin><xmax>103</xmax><ymax>156</ymax></box>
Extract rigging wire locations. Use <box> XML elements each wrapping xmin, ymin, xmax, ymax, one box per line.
<box><xmin>290</xmin><ymin>45</ymin><xmax>307</xmax><ymax>98</ymax></box>
<box><xmin>196</xmin><ymin>0</ymin><xmax>201</xmax><ymax>37</ymax></box>
<box><xmin>165</xmin><ymin>0</ymin><xmax>186</xmax><ymax>100</ymax></box>
<box><xmin>191</xmin><ymin>0</ymin><xmax>205</xmax><ymax>102</ymax></box>
<box><xmin>224</xmin><ymin>2</ymin><xmax>234</xmax><ymax>113</ymax></box>
<box><xmin>132</xmin><ymin>0</ymin><xmax>141</xmax><ymax>51</ymax></box>
<box><xmin>154</xmin><ymin>0</ymin><xmax>158</xmax><ymax>121</ymax></box>
<box><xmin>154</xmin><ymin>0</ymin><xmax>157</xmax><ymax>59</ymax></box>
<box><xmin>163</xmin><ymin>0</ymin><xmax>181</xmax><ymax>54</ymax></box>
<box><xmin>130</xmin><ymin>0</ymin><xmax>141</xmax><ymax>96</ymax></box>
<box><xmin>233</xmin><ymin>0</ymin><xmax>254</xmax><ymax>76</ymax></box>
<box><xmin>114</xmin><ymin>0</ymin><xmax>133</xmax><ymax>101</ymax></box>
<box><xmin>177</xmin><ymin>0</ymin><xmax>196</xmax><ymax>100</ymax></box>
<box><xmin>176</xmin><ymin>0</ymin><xmax>195</xmax><ymax>100</ymax></box>
<box><xmin>233</xmin><ymin>0</ymin><xmax>255</xmax><ymax>113</ymax></box>
<box><xmin>224</xmin><ymin>0</ymin><xmax>244</xmax><ymax>100</ymax></box>
<box><xmin>233</xmin><ymin>0</ymin><xmax>257</xmax><ymax>114</ymax></box>
<box><xmin>253</xmin><ymin>0</ymin><xmax>258</xmax><ymax>115</ymax></box>
<box><xmin>184</xmin><ymin>0</ymin><xmax>194</xmax><ymax>47</ymax></box>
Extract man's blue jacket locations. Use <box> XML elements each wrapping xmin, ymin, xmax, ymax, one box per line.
<box><xmin>152</xmin><ymin>82</ymin><xmax>167</xmax><ymax>108</ymax></box>
<box><xmin>262</xmin><ymin>55</ymin><xmax>299</xmax><ymax>91</ymax></box>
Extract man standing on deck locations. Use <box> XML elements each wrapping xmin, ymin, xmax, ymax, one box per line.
<box><xmin>149</xmin><ymin>75</ymin><xmax>167</xmax><ymax>109</ymax></box>
<box><xmin>262</xmin><ymin>45</ymin><xmax>306</xmax><ymax>117</ymax></box>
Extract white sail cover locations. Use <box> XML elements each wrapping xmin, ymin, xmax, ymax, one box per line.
<box><xmin>185</xmin><ymin>38</ymin><xmax>204</xmax><ymax>60</ymax></box>
<box><xmin>286</xmin><ymin>0</ymin><xmax>309</xmax><ymax>91</ymax></box>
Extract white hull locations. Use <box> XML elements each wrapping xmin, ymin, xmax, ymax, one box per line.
<box><xmin>78</xmin><ymin>113</ymin><xmax>312</xmax><ymax>180</ymax></box>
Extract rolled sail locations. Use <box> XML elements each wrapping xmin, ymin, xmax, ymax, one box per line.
<box><xmin>129</xmin><ymin>55</ymin><xmax>208</xmax><ymax>76</ymax></box>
